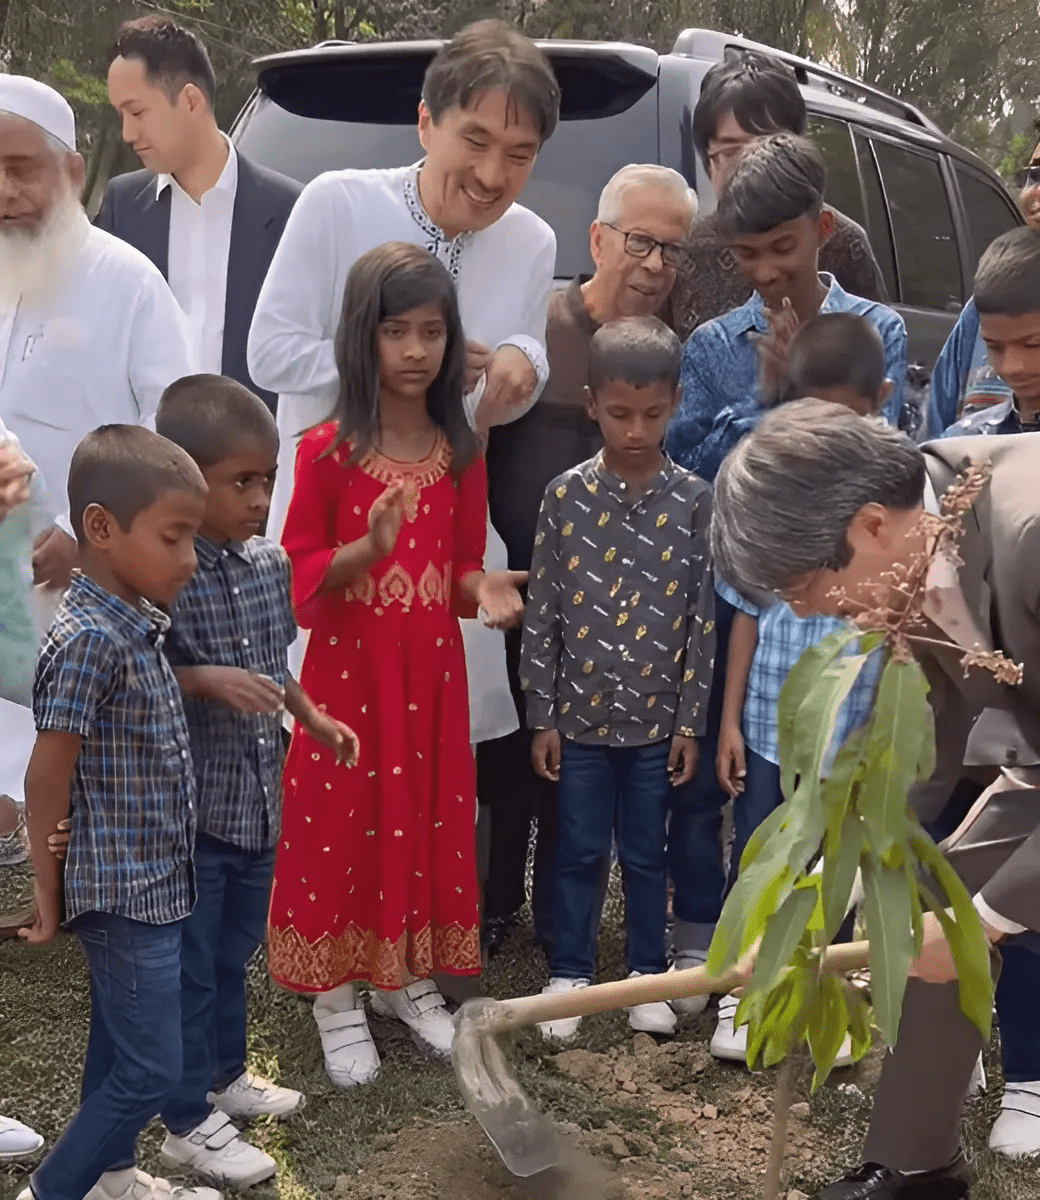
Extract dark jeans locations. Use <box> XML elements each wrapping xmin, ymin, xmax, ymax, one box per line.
<box><xmin>551</xmin><ymin>739</ymin><xmax>672</xmax><ymax>979</ymax></box>
<box><xmin>667</xmin><ymin>595</ymin><xmax>734</xmax><ymax>952</ymax></box>
<box><xmin>162</xmin><ymin>833</ymin><xmax>275</xmax><ymax>1135</ymax></box>
<box><xmin>32</xmin><ymin>911</ymin><xmax>184</xmax><ymax>1200</ymax></box>
<box><xmin>730</xmin><ymin>747</ymin><xmax>784</xmax><ymax>888</ymax></box>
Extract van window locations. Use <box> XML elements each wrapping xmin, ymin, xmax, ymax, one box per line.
<box><xmin>807</xmin><ymin>116</ymin><xmax>865</xmax><ymax>229</ymax></box>
<box><xmin>871</xmin><ymin>139</ymin><xmax>962</xmax><ymax>311</ymax></box>
<box><xmin>955</xmin><ymin>167</ymin><xmax>1020</xmax><ymax>273</ymax></box>
<box><xmin>853</xmin><ymin>134</ymin><xmax>897</xmax><ymax>299</ymax></box>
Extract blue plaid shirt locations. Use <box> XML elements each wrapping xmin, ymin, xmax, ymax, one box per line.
<box><xmin>666</xmin><ymin>274</ymin><xmax>913</xmax><ymax>482</ymax></box>
<box><xmin>719</xmin><ymin>580</ymin><xmax>882</xmax><ymax>767</ymax></box>
<box><xmin>33</xmin><ymin>571</ymin><xmax>196</xmax><ymax>926</ymax></box>
<box><xmin>165</xmin><ymin>536</ymin><xmax>297</xmax><ymax>851</ymax></box>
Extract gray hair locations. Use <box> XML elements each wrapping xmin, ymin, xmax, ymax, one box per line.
<box><xmin>596</xmin><ymin>164</ymin><xmax>698</xmax><ymax>229</ymax></box>
<box><xmin>711</xmin><ymin>400</ymin><xmax>926</xmax><ymax>595</ymax></box>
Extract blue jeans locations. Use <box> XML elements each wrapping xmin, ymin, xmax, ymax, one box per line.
<box><xmin>32</xmin><ymin>912</ymin><xmax>184</xmax><ymax>1200</ymax></box>
<box><xmin>162</xmin><ymin>833</ymin><xmax>275</xmax><ymax>1134</ymax></box>
<box><xmin>730</xmin><ymin>748</ymin><xmax>784</xmax><ymax>889</ymax></box>
<box><xmin>551</xmin><ymin>739</ymin><xmax>672</xmax><ymax>979</ymax></box>
<box><xmin>667</xmin><ymin>595</ymin><xmax>734</xmax><ymax>951</ymax></box>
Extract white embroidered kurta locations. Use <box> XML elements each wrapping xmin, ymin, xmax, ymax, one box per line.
<box><xmin>248</xmin><ymin>164</ymin><xmax>556</xmax><ymax>742</ymax></box>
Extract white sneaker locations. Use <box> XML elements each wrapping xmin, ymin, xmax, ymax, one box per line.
<box><xmin>537</xmin><ymin>977</ymin><xmax>590</xmax><ymax>1041</ymax></box>
<box><xmin>313</xmin><ymin>984</ymin><xmax>380</xmax><ymax>1088</ymax></box>
<box><xmin>161</xmin><ymin>1110</ymin><xmax>276</xmax><ymax>1188</ymax></box>
<box><xmin>625</xmin><ymin>971</ymin><xmax>677</xmax><ymax>1035</ymax></box>
<box><xmin>81</xmin><ymin>1166</ymin><xmax>223</xmax><ymax>1199</ymax></box>
<box><xmin>369</xmin><ymin>979</ymin><xmax>455</xmax><ymax>1058</ymax></box>
<box><xmin>710</xmin><ymin>994</ymin><xmax>854</xmax><ymax>1067</ymax></box>
<box><xmin>990</xmin><ymin>1081</ymin><xmax>1040</xmax><ymax>1157</ymax></box>
<box><xmin>208</xmin><ymin>1070</ymin><xmax>302</xmax><ymax>1119</ymax></box>
<box><xmin>0</xmin><ymin>1114</ymin><xmax>43</xmax><ymax>1160</ymax></box>
<box><xmin>968</xmin><ymin>1053</ymin><xmax>987</xmax><ymax>1097</ymax></box>
<box><xmin>667</xmin><ymin>952</ymin><xmax>710</xmax><ymax>1016</ymax></box>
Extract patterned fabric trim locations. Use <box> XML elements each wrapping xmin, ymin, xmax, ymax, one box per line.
<box><xmin>344</xmin><ymin>561</ymin><xmax>453</xmax><ymax>611</ymax></box>
<box><xmin>267</xmin><ymin>919</ymin><xmax>481</xmax><ymax>992</ymax></box>
<box><xmin>356</xmin><ymin>430</ymin><xmax>452</xmax><ymax>499</ymax></box>
<box><xmin>401</xmin><ymin>167</ymin><xmax>473</xmax><ymax>279</ymax></box>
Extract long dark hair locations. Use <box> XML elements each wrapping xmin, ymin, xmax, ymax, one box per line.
<box><xmin>328</xmin><ymin>242</ymin><xmax>477</xmax><ymax>471</ymax></box>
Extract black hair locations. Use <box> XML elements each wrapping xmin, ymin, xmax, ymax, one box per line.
<box><xmin>329</xmin><ymin>242</ymin><xmax>477</xmax><ymax>471</ymax></box>
<box><xmin>422</xmin><ymin>19</ymin><xmax>560</xmax><ymax>145</ymax></box>
<box><xmin>155</xmin><ymin>375</ymin><xmax>278</xmax><ymax>469</ymax></box>
<box><xmin>787</xmin><ymin>313</ymin><xmax>886</xmax><ymax>403</ymax></box>
<box><xmin>692</xmin><ymin>51</ymin><xmax>807</xmax><ymax>172</ymax></box>
<box><xmin>111</xmin><ymin>16</ymin><xmax>216</xmax><ymax>110</ymax></box>
<box><xmin>716</xmin><ymin>132</ymin><xmax>825</xmax><ymax>237</ymax></box>
<box><xmin>68</xmin><ymin>425</ymin><xmax>206</xmax><ymax>544</ymax></box>
<box><xmin>588</xmin><ymin>317</ymin><xmax>682</xmax><ymax>393</ymax></box>
<box><xmin>973</xmin><ymin>225</ymin><xmax>1040</xmax><ymax>316</ymax></box>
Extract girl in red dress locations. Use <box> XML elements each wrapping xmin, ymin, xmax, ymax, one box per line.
<box><xmin>267</xmin><ymin>242</ymin><xmax>524</xmax><ymax>1087</ymax></box>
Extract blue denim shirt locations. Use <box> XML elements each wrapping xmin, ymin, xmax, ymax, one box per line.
<box><xmin>930</xmin><ymin>299</ymin><xmax>1013</xmax><ymax>431</ymax></box>
<box><xmin>666</xmin><ymin>274</ymin><xmax>916</xmax><ymax>482</ymax></box>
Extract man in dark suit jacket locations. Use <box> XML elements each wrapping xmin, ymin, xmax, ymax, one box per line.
<box><xmin>97</xmin><ymin>15</ymin><xmax>299</xmax><ymax>412</ymax></box>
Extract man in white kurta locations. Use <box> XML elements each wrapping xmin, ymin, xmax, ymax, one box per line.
<box><xmin>0</xmin><ymin>76</ymin><xmax>193</xmax><ymax>805</ymax></box>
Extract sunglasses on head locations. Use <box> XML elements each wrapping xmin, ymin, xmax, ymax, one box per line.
<box><xmin>1015</xmin><ymin>162</ymin><xmax>1040</xmax><ymax>190</ymax></box>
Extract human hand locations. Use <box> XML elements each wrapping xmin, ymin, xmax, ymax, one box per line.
<box><xmin>48</xmin><ymin>817</ymin><xmax>71</xmax><ymax>861</ymax></box>
<box><xmin>32</xmin><ymin>527</ymin><xmax>78</xmax><ymax>590</ymax></box>
<box><xmin>367</xmin><ymin>482</ymin><xmax>406</xmax><ymax>558</ymax></box>
<box><xmin>477</xmin><ymin>570</ymin><xmax>527</xmax><ymax>629</ymax></box>
<box><xmin>473</xmin><ymin>346</ymin><xmax>537</xmax><ymax>435</ymax></box>
<box><xmin>465</xmin><ymin>339</ymin><xmax>494</xmax><ymax>392</ymax></box>
<box><xmin>0</xmin><ymin>443</ymin><xmax>34</xmax><ymax>521</ymax></box>
<box><xmin>531</xmin><ymin>729</ymin><xmax>561</xmax><ymax>782</ymax></box>
<box><xmin>190</xmin><ymin>666</ymin><xmax>284</xmax><ymax>714</ymax></box>
<box><xmin>305</xmin><ymin>711</ymin><xmax>359</xmax><ymax>767</ymax></box>
<box><xmin>667</xmin><ymin>735</ymin><xmax>699</xmax><ymax>786</ymax></box>
<box><xmin>716</xmin><ymin>722</ymin><xmax>747</xmax><ymax>797</ymax></box>
<box><xmin>752</xmin><ymin>297</ymin><xmax>799</xmax><ymax>404</ymax></box>
<box><xmin>18</xmin><ymin>879</ymin><xmax>62</xmax><ymax>945</ymax></box>
<box><xmin>908</xmin><ymin>910</ymin><xmax>1004</xmax><ymax>984</ymax></box>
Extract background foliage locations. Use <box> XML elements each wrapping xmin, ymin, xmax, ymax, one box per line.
<box><xmin>1</xmin><ymin>0</ymin><xmax>1039</xmax><ymax>208</ymax></box>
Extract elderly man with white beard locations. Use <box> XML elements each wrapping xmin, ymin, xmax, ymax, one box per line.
<box><xmin>0</xmin><ymin>76</ymin><xmax>193</xmax><ymax>832</ymax></box>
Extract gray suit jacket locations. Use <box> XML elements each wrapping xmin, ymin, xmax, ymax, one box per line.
<box><xmin>921</xmin><ymin>434</ymin><xmax>1040</xmax><ymax>929</ymax></box>
<box><xmin>95</xmin><ymin>153</ymin><xmax>301</xmax><ymax>412</ymax></box>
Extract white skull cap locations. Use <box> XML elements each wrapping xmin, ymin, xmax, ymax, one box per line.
<box><xmin>0</xmin><ymin>75</ymin><xmax>76</xmax><ymax>152</ymax></box>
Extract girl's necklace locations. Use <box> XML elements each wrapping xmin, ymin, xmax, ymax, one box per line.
<box><xmin>374</xmin><ymin>425</ymin><xmax>439</xmax><ymax>464</ymax></box>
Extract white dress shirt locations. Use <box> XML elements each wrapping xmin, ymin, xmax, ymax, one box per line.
<box><xmin>159</xmin><ymin>135</ymin><xmax>238</xmax><ymax>375</ymax></box>
<box><xmin>248</xmin><ymin>163</ymin><xmax>556</xmax><ymax>743</ymax></box>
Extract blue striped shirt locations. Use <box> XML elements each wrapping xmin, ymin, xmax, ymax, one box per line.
<box><xmin>33</xmin><ymin>570</ymin><xmax>196</xmax><ymax>925</ymax></box>
<box><xmin>165</xmin><ymin>536</ymin><xmax>297</xmax><ymax>850</ymax></box>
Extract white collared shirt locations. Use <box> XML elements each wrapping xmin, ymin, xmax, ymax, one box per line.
<box><xmin>158</xmin><ymin>134</ymin><xmax>238</xmax><ymax>375</ymax></box>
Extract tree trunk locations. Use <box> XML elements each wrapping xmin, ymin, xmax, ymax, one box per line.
<box><xmin>0</xmin><ymin>0</ymin><xmax>11</xmax><ymax>45</ymax></box>
<box><xmin>313</xmin><ymin>0</ymin><xmax>329</xmax><ymax>42</ymax></box>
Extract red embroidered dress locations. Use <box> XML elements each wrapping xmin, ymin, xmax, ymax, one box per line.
<box><xmin>267</xmin><ymin>422</ymin><xmax>485</xmax><ymax>992</ymax></box>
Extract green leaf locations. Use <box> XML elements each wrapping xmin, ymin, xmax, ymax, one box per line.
<box><xmin>844</xmin><ymin>981</ymin><xmax>873</xmax><ymax>1059</ymax></box>
<box><xmin>861</xmin><ymin>861</ymin><xmax>915</xmax><ymax>1044</ymax></box>
<box><xmin>807</xmin><ymin>972</ymin><xmax>849</xmax><ymax>1090</ymax></box>
<box><xmin>750</xmin><ymin>886</ymin><xmax>819</xmax><ymax>993</ymax></box>
<box><xmin>707</xmin><ymin>853</ymin><xmax>792</xmax><ymax>974</ymax></box>
<box><xmin>821</xmin><ymin>809</ymin><xmax>866</xmax><ymax>937</ymax></box>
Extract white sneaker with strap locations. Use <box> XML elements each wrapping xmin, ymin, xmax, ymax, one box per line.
<box><xmin>161</xmin><ymin>1110</ymin><xmax>276</xmax><ymax>1188</ymax></box>
<box><xmin>19</xmin><ymin>1166</ymin><xmax>224</xmax><ymax>1200</ymax></box>
<box><xmin>207</xmin><ymin>1070</ymin><xmax>302</xmax><ymax>1119</ymax></box>
<box><xmin>313</xmin><ymin>983</ymin><xmax>380</xmax><ymax>1088</ymax></box>
<box><xmin>711</xmin><ymin>993</ymin><xmax>854</xmax><ymax>1066</ymax></box>
<box><xmin>369</xmin><ymin>979</ymin><xmax>455</xmax><ymax>1058</ymax></box>
<box><xmin>536</xmin><ymin>977</ymin><xmax>590</xmax><ymax>1042</ymax></box>
<box><xmin>990</xmin><ymin>1081</ymin><xmax>1040</xmax><ymax>1157</ymax></box>
<box><xmin>625</xmin><ymin>971</ymin><xmax>677</xmax><ymax>1035</ymax></box>
<box><xmin>0</xmin><ymin>1114</ymin><xmax>43</xmax><ymax>1160</ymax></box>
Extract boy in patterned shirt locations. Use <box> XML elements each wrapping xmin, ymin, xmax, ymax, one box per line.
<box><xmin>152</xmin><ymin>377</ymin><xmax>357</xmax><ymax>1187</ymax></box>
<box><xmin>19</xmin><ymin>425</ymin><xmax>221</xmax><ymax>1200</ymax></box>
<box><xmin>521</xmin><ymin>317</ymin><xmax>715</xmax><ymax>1042</ymax></box>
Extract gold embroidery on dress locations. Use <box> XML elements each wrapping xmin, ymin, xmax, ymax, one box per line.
<box><xmin>345</xmin><ymin>574</ymin><xmax>376</xmax><ymax>605</ymax></box>
<box><xmin>346</xmin><ymin>562</ymin><xmax>452</xmax><ymax>610</ymax></box>
<box><xmin>358</xmin><ymin>431</ymin><xmax>451</xmax><ymax>523</ymax></box>
<box><xmin>418</xmin><ymin>562</ymin><xmax>444</xmax><ymax>607</ymax></box>
<box><xmin>379</xmin><ymin>563</ymin><xmax>416</xmax><ymax>610</ymax></box>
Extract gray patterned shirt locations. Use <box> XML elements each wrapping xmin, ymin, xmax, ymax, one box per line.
<box><xmin>520</xmin><ymin>454</ymin><xmax>715</xmax><ymax>746</ymax></box>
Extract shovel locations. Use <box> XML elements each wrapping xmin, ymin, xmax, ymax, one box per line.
<box><xmin>452</xmin><ymin>940</ymin><xmax>871</xmax><ymax>1179</ymax></box>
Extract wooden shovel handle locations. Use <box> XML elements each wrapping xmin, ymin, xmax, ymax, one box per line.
<box><xmin>491</xmin><ymin>941</ymin><xmax>870</xmax><ymax>1033</ymax></box>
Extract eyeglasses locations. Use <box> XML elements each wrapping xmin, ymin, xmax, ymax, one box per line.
<box><xmin>1014</xmin><ymin>163</ymin><xmax>1040</xmax><ymax>191</ymax></box>
<box><xmin>602</xmin><ymin>223</ymin><xmax>685</xmax><ymax>268</ymax></box>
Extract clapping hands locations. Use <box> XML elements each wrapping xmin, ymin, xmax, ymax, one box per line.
<box><xmin>368</xmin><ymin>482</ymin><xmax>406</xmax><ymax>557</ymax></box>
<box><xmin>0</xmin><ymin>442</ymin><xmax>34</xmax><ymax>521</ymax></box>
<box><xmin>477</xmin><ymin>569</ymin><xmax>527</xmax><ymax>629</ymax></box>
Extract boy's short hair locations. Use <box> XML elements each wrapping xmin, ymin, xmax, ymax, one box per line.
<box><xmin>973</xmin><ymin>225</ymin><xmax>1040</xmax><ymax>316</ymax></box>
<box><xmin>588</xmin><ymin>317</ymin><xmax>682</xmax><ymax>393</ymax></box>
<box><xmin>156</xmin><ymin>375</ymin><xmax>278</xmax><ymax>469</ymax></box>
<box><xmin>692</xmin><ymin>51</ymin><xmax>806</xmax><ymax>172</ymax></box>
<box><xmin>716</xmin><ymin>132</ymin><xmax>825</xmax><ymax>238</ymax></box>
<box><xmin>422</xmin><ymin>20</ymin><xmax>560</xmax><ymax>146</ymax></box>
<box><xmin>69</xmin><ymin>425</ymin><xmax>206</xmax><ymax>543</ymax></box>
<box><xmin>787</xmin><ymin>313</ymin><xmax>886</xmax><ymax>402</ymax></box>
<box><xmin>110</xmin><ymin>16</ymin><xmax>216</xmax><ymax>110</ymax></box>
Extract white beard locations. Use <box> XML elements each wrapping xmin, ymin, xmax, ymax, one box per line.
<box><xmin>0</xmin><ymin>186</ymin><xmax>89</xmax><ymax>311</ymax></box>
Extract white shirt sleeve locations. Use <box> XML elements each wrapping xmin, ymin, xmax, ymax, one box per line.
<box><xmin>491</xmin><ymin>223</ymin><xmax>556</xmax><ymax>421</ymax></box>
<box><xmin>126</xmin><ymin>274</ymin><xmax>197</xmax><ymax>425</ymax></box>
<box><xmin>973</xmin><ymin>892</ymin><xmax>1027</xmax><ymax>937</ymax></box>
<box><xmin>247</xmin><ymin>175</ymin><xmax>342</xmax><ymax>398</ymax></box>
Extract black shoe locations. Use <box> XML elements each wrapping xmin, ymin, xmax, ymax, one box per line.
<box><xmin>480</xmin><ymin>914</ymin><xmax>517</xmax><ymax>960</ymax></box>
<box><xmin>816</xmin><ymin>1154</ymin><xmax>969</xmax><ymax>1199</ymax></box>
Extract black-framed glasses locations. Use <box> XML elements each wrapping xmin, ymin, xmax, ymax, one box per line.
<box><xmin>602</xmin><ymin>222</ymin><xmax>685</xmax><ymax>268</ymax></box>
<box><xmin>1014</xmin><ymin>163</ymin><xmax>1040</xmax><ymax>191</ymax></box>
